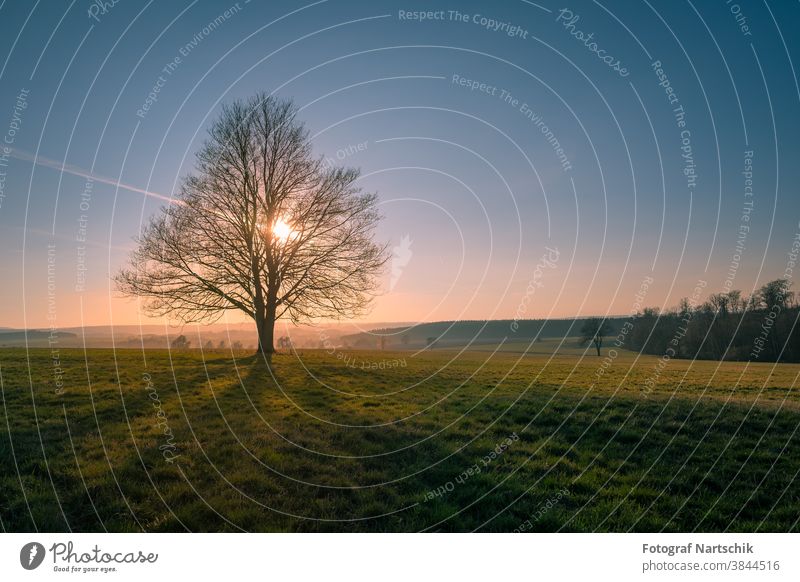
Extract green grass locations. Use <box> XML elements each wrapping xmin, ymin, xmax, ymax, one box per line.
<box><xmin>1</xmin><ymin>347</ymin><xmax>798</xmax><ymax>532</ymax></box>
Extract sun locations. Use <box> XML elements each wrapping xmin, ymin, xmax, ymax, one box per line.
<box><xmin>272</xmin><ymin>217</ymin><xmax>296</xmax><ymax>242</ymax></box>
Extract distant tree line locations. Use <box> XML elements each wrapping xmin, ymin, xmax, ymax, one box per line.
<box><xmin>623</xmin><ymin>279</ymin><xmax>799</xmax><ymax>362</ymax></box>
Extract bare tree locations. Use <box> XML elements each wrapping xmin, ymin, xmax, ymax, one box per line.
<box><xmin>117</xmin><ymin>93</ymin><xmax>388</xmax><ymax>355</ymax></box>
<box><xmin>707</xmin><ymin>293</ymin><xmax>730</xmax><ymax>316</ymax></box>
<box><xmin>171</xmin><ymin>335</ymin><xmax>190</xmax><ymax>350</ymax></box>
<box><xmin>580</xmin><ymin>317</ymin><xmax>610</xmax><ymax>356</ymax></box>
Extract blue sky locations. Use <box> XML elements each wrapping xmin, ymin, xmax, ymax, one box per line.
<box><xmin>0</xmin><ymin>0</ymin><xmax>798</xmax><ymax>327</ymax></box>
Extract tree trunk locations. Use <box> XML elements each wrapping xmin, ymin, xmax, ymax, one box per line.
<box><xmin>257</xmin><ymin>290</ymin><xmax>278</xmax><ymax>355</ymax></box>
<box><xmin>252</xmin><ymin>271</ymin><xmax>275</xmax><ymax>355</ymax></box>
<box><xmin>595</xmin><ymin>339</ymin><xmax>601</xmax><ymax>356</ymax></box>
<box><xmin>257</xmin><ymin>316</ymin><xmax>275</xmax><ymax>354</ymax></box>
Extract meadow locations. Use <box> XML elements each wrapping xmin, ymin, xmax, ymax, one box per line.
<box><xmin>1</xmin><ymin>342</ymin><xmax>798</xmax><ymax>532</ymax></box>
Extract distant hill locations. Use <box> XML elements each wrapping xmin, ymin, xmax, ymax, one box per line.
<box><xmin>340</xmin><ymin>318</ymin><xmax>627</xmax><ymax>349</ymax></box>
<box><xmin>0</xmin><ymin>330</ymin><xmax>77</xmax><ymax>346</ymax></box>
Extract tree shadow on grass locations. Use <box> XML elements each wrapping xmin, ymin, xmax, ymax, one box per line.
<box><xmin>4</xmin><ymin>349</ymin><xmax>800</xmax><ymax>532</ymax></box>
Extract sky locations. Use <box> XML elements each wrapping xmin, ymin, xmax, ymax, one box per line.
<box><xmin>0</xmin><ymin>0</ymin><xmax>798</xmax><ymax>328</ymax></box>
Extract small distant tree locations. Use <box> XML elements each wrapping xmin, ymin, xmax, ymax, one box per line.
<box><xmin>580</xmin><ymin>317</ymin><xmax>610</xmax><ymax>356</ymax></box>
<box><xmin>203</xmin><ymin>340</ymin><xmax>214</xmax><ymax>350</ymax></box>
<box><xmin>217</xmin><ymin>339</ymin><xmax>226</xmax><ymax>349</ymax></box>
<box><xmin>426</xmin><ymin>336</ymin><xmax>437</xmax><ymax>349</ymax></box>
<box><xmin>707</xmin><ymin>293</ymin><xmax>730</xmax><ymax>316</ymax></box>
<box><xmin>171</xmin><ymin>334</ymin><xmax>190</xmax><ymax>350</ymax></box>
<box><xmin>231</xmin><ymin>340</ymin><xmax>243</xmax><ymax>351</ymax></box>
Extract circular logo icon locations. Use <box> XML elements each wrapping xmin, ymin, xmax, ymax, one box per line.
<box><xmin>20</xmin><ymin>542</ymin><xmax>46</xmax><ymax>570</ymax></box>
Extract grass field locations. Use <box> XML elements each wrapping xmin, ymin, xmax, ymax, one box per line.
<box><xmin>1</xmin><ymin>344</ymin><xmax>799</xmax><ymax>532</ymax></box>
